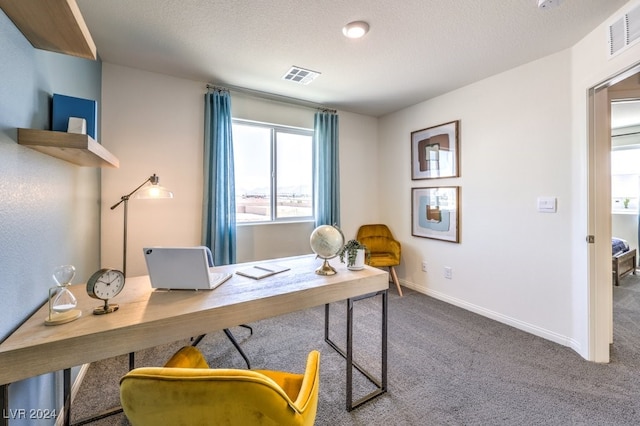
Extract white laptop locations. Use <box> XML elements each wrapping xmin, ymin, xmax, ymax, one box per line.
<box><xmin>142</xmin><ymin>246</ymin><xmax>231</xmax><ymax>290</ymax></box>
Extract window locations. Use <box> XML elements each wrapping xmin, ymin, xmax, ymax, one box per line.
<box><xmin>233</xmin><ymin>119</ymin><xmax>313</xmax><ymax>223</ymax></box>
<box><xmin>612</xmin><ymin>146</ymin><xmax>640</xmax><ymax>212</ymax></box>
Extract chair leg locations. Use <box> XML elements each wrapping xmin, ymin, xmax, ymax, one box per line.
<box><xmin>239</xmin><ymin>324</ymin><xmax>253</xmax><ymax>335</ymax></box>
<box><xmin>191</xmin><ymin>329</ymin><xmax>252</xmax><ymax>369</ymax></box>
<box><xmin>389</xmin><ymin>266</ymin><xmax>403</xmax><ymax>297</ymax></box>
<box><xmin>223</xmin><ymin>328</ymin><xmax>251</xmax><ymax>369</ymax></box>
<box><xmin>191</xmin><ymin>334</ymin><xmax>206</xmax><ymax>346</ymax></box>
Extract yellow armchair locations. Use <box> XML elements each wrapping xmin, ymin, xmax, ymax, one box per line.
<box><xmin>357</xmin><ymin>224</ymin><xmax>403</xmax><ymax>296</ymax></box>
<box><xmin>120</xmin><ymin>346</ymin><xmax>320</xmax><ymax>426</ymax></box>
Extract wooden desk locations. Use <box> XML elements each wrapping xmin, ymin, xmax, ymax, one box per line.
<box><xmin>0</xmin><ymin>255</ymin><xmax>388</xmax><ymax>424</ymax></box>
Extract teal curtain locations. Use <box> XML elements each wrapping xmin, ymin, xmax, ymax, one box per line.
<box><xmin>202</xmin><ymin>89</ymin><xmax>236</xmax><ymax>265</ymax></box>
<box><xmin>313</xmin><ymin>110</ymin><xmax>340</xmax><ymax>226</ymax></box>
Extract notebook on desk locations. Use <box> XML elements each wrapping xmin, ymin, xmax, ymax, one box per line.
<box><xmin>143</xmin><ymin>247</ymin><xmax>231</xmax><ymax>290</ymax></box>
<box><xmin>235</xmin><ymin>263</ymin><xmax>290</xmax><ymax>280</ymax></box>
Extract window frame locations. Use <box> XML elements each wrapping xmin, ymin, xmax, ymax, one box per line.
<box><xmin>232</xmin><ymin>118</ymin><xmax>315</xmax><ymax>224</ymax></box>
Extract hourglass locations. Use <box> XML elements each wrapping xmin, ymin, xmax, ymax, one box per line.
<box><xmin>44</xmin><ymin>265</ymin><xmax>82</xmax><ymax>325</ymax></box>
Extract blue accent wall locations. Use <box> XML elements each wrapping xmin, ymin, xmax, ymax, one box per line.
<box><xmin>0</xmin><ymin>8</ymin><xmax>102</xmax><ymax>423</ymax></box>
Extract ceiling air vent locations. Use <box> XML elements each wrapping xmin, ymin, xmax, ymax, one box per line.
<box><xmin>609</xmin><ymin>2</ymin><xmax>640</xmax><ymax>57</ymax></box>
<box><xmin>282</xmin><ymin>66</ymin><xmax>320</xmax><ymax>85</ymax></box>
<box><xmin>628</xmin><ymin>6</ymin><xmax>640</xmax><ymax>45</ymax></box>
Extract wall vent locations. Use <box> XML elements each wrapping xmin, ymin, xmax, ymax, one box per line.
<box><xmin>609</xmin><ymin>2</ymin><xmax>640</xmax><ymax>57</ymax></box>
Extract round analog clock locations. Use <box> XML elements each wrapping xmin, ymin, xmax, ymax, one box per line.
<box><xmin>86</xmin><ymin>268</ymin><xmax>125</xmax><ymax>315</ymax></box>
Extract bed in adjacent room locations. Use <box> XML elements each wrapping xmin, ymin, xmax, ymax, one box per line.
<box><xmin>612</xmin><ymin>238</ymin><xmax>636</xmax><ymax>286</ymax></box>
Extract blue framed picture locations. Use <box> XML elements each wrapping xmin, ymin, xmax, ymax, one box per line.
<box><xmin>411</xmin><ymin>186</ymin><xmax>459</xmax><ymax>242</ymax></box>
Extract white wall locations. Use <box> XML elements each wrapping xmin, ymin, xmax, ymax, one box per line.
<box><xmin>377</xmin><ymin>0</ymin><xmax>640</xmax><ymax>360</ymax></box>
<box><xmin>378</xmin><ymin>50</ymin><xmax>575</xmax><ymax>347</ymax></box>
<box><xmin>612</xmin><ymin>214</ymin><xmax>638</xmax><ymax>249</ymax></box>
<box><xmin>100</xmin><ymin>64</ymin><xmax>380</xmax><ymax>275</ymax></box>
<box><xmin>101</xmin><ymin>64</ymin><xmax>204</xmax><ymax>277</ymax></box>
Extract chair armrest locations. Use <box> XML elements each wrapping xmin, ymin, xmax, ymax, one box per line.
<box><xmin>387</xmin><ymin>239</ymin><xmax>401</xmax><ymax>259</ymax></box>
<box><xmin>293</xmin><ymin>350</ymin><xmax>320</xmax><ymax>413</ymax></box>
<box><xmin>255</xmin><ymin>350</ymin><xmax>320</xmax><ymax>414</ymax></box>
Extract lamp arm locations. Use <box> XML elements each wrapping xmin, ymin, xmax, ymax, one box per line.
<box><xmin>110</xmin><ymin>174</ymin><xmax>157</xmax><ymax>210</ymax></box>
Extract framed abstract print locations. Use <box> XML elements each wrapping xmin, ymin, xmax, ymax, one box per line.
<box><xmin>411</xmin><ymin>186</ymin><xmax>459</xmax><ymax>243</ymax></box>
<box><xmin>411</xmin><ymin>120</ymin><xmax>459</xmax><ymax>179</ymax></box>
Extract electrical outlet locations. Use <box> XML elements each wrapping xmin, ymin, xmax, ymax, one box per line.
<box><xmin>421</xmin><ymin>261</ymin><xmax>428</xmax><ymax>272</ymax></box>
<box><xmin>444</xmin><ymin>266</ymin><xmax>452</xmax><ymax>279</ymax></box>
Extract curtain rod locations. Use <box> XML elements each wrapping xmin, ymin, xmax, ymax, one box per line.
<box><xmin>206</xmin><ymin>83</ymin><xmax>337</xmax><ymax>113</ymax></box>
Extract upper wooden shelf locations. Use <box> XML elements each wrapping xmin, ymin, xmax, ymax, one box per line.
<box><xmin>18</xmin><ymin>129</ymin><xmax>119</xmax><ymax>168</ymax></box>
<box><xmin>0</xmin><ymin>0</ymin><xmax>97</xmax><ymax>60</ymax></box>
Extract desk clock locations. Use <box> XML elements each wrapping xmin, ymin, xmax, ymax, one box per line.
<box><xmin>86</xmin><ymin>268</ymin><xmax>125</xmax><ymax>314</ymax></box>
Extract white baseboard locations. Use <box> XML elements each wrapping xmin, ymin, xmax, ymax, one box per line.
<box><xmin>401</xmin><ymin>280</ymin><xmax>582</xmax><ymax>353</ymax></box>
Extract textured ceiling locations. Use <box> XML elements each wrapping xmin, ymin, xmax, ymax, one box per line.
<box><xmin>77</xmin><ymin>0</ymin><xmax>629</xmax><ymax>117</ymax></box>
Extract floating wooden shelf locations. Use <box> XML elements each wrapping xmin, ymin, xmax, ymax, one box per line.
<box><xmin>18</xmin><ymin>129</ymin><xmax>119</xmax><ymax>168</ymax></box>
<box><xmin>0</xmin><ymin>0</ymin><xmax>97</xmax><ymax>60</ymax></box>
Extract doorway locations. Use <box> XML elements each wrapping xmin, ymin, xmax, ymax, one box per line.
<box><xmin>590</xmin><ymin>65</ymin><xmax>640</xmax><ymax>362</ymax></box>
<box><xmin>611</xmin><ymin>100</ymin><xmax>640</xmax><ymax>255</ymax></box>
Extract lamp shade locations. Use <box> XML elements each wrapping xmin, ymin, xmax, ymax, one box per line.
<box><xmin>134</xmin><ymin>174</ymin><xmax>174</xmax><ymax>199</ymax></box>
<box><xmin>135</xmin><ymin>184</ymin><xmax>174</xmax><ymax>199</ymax></box>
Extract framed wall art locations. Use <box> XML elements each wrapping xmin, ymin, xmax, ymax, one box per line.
<box><xmin>411</xmin><ymin>186</ymin><xmax>460</xmax><ymax>243</ymax></box>
<box><xmin>411</xmin><ymin>120</ymin><xmax>459</xmax><ymax>179</ymax></box>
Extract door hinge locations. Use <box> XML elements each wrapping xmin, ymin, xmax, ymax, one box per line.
<box><xmin>586</xmin><ymin>235</ymin><xmax>595</xmax><ymax>243</ymax></box>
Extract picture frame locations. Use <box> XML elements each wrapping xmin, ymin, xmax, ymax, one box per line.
<box><xmin>411</xmin><ymin>186</ymin><xmax>460</xmax><ymax>243</ymax></box>
<box><xmin>411</xmin><ymin>120</ymin><xmax>459</xmax><ymax>179</ymax></box>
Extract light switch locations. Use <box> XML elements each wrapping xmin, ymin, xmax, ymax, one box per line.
<box><xmin>537</xmin><ymin>196</ymin><xmax>557</xmax><ymax>213</ymax></box>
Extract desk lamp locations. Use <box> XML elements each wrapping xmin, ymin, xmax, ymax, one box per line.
<box><xmin>110</xmin><ymin>174</ymin><xmax>173</xmax><ymax>277</ymax></box>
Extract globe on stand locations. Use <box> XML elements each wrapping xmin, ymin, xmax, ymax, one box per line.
<box><xmin>310</xmin><ymin>225</ymin><xmax>345</xmax><ymax>275</ymax></box>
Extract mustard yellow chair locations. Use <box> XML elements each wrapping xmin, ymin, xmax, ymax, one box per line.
<box><xmin>120</xmin><ymin>346</ymin><xmax>320</xmax><ymax>426</ymax></box>
<box><xmin>357</xmin><ymin>224</ymin><xmax>403</xmax><ymax>296</ymax></box>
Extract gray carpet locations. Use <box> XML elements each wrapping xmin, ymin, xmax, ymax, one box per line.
<box><xmin>71</xmin><ymin>275</ymin><xmax>640</xmax><ymax>425</ymax></box>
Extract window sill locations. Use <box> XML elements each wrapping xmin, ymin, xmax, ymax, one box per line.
<box><xmin>237</xmin><ymin>219</ymin><xmax>315</xmax><ymax>227</ymax></box>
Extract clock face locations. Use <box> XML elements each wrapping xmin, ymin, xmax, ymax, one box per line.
<box><xmin>87</xmin><ymin>269</ymin><xmax>125</xmax><ymax>301</ymax></box>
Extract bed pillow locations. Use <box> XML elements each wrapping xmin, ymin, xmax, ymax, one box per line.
<box><xmin>612</xmin><ymin>238</ymin><xmax>630</xmax><ymax>256</ymax></box>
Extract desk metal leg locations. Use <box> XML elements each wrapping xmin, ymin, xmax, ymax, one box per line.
<box><xmin>1</xmin><ymin>384</ymin><xmax>8</xmax><ymax>426</ymax></box>
<box><xmin>325</xmin><ymin>289</ymin><xmax>388</xmax><ymax>411</ymax></box>
<box><xmin>63</xmin><ymin>369</ymin><xmax>71</xmax><ymax>426</ymax></box>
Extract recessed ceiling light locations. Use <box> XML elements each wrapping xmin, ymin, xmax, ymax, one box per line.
<box><xmin>282</xmin><ymin>66</ymin><xmax>321</xmax><ymax>85</ymax></box>
<box><xmin>342</xmin><ymin>21</ymin><xmax>369</xmax><ymax>39</ymax></box>
<box><xmin>538</xmin><ymin>0</ymin><xmax>562</xmax><ymax>9</ymax></box>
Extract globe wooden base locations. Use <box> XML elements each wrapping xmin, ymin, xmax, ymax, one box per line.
<box><xmin>315</xmin><ymin>259</ymin><xmax>337</xmax><ymax>275</ymax></box>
